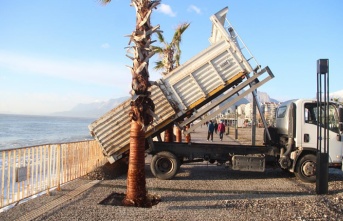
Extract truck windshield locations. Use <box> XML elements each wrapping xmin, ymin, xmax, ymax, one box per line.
<box><xmin>304</xmin><ymin>103</ymin><xmax>339</xmax><ymax>133</ymax></box>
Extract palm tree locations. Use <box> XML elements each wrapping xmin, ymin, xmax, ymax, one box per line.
<box><xmin>153</xmin><ymin>22</ymin><xmax>190</xmax><ymax>75</ymax></box>
<box><xmin>332</xmin><ymin>97</ymin><xmax>342</xmax><ymax>105</ymax></box>
<box><xmin>100</xmin><ymin>0</ymin><xmax>161</xmax><ymax>207</ymax></box>
<box><xmin>152</xmin><ymin>22</ymin><xmax>190</xmax><ymax>142</ymax></box>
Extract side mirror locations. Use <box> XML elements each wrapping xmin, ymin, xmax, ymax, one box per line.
<box><xmin>339</xmin><ymin>107</ymin><xmax>343</xmax><ymax>132</ymax></box>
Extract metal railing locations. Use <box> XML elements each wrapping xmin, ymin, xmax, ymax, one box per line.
<box><xmin>0</xmin><ymin>140</ymin><xmax>107</xmax><ymax>209</ymax></box>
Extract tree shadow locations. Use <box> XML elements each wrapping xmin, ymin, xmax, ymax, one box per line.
<box><xmin>99</xmin><ymin>192</ymin><xmax>161</xmax><ymax>207</ymax></box>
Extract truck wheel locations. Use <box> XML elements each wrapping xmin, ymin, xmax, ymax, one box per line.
<box><xmin>150</xmin><ymin>151</ymin><xmax>180</xmax><ymax>180</ymax></box>
<box><xmin>294</xmin><ymin>154</ymin><xmax>316</xmax><ymax>183</ymax></box>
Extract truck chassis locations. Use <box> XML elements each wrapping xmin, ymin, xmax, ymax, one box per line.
<box><xmin>148</xmin><ymin>141</ymin><xmax>279</xmax><ymax>180</ymax></box>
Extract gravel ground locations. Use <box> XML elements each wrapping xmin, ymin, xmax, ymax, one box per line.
<box><xmin>1</xmin><ymin>126</ymin><xmax>342</xmax><ymax>221</ymax></box>
<box><xmin>1</xmin><ymin>163</ymin><xmax>342</xmax><ymax>221</ymax></box>
<box><xmin>232</xmin><ymin>126</ymin><xmax>265</xmax><ymax>146</ymax></box>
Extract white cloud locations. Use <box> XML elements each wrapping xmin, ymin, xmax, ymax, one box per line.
<box><xmin>0</xmin><ymin>50</ymin><xmax>130</xmax><ymax>87</ymax></box>
<box><xmin>0</xmin><ymin>51</ymin><xmax>162</xmax><ymax>115</ymax></box>
<box><xmin>101</xmin><ymin>43</ymin><xmax>110</xmax><ymax>49</ymax></box>
<box><xmin>187</xmin><ymin>5</ymin><xmax>201</xmax><ymax>14</ymax></box>
<box><xmin>157</xmin><ymin>4</ymin><xmax>176</xmax><ymax>17</ymax></box>
<box><xmin>0</xmin><ymin>91</ymin><xmax>102</xmax><ymax>115</ymax></box>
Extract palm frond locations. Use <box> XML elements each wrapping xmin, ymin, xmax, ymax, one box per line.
<box><xmin>172</xmin><ymin>23</ymin><xmax>190</xmax><ymax>67</ymax></box>
<box><xmin>153</xmin><ymin>22</ymin><xmax>190</xmax><ymax>74</ymax></box>
<box><xmin>154</xmin><ymin>61</ymin><xmax>165</xmax><ymax>70</ymax></box>
<box><xmin>171</xmin><ymin>22</ymin><xmax>190</xmax><ymax>45</ymax></box>
<box><xmin>99</xmin><ymin>0</ymin><xmax>111</xmax><ymax>5</ymax></box>
<box><xmin>151</xmin><ymin>45</ymin><xmax>163</xmax><ymax>54</ymax></box>
<box><xmin>156</xmin><ymin>32</ymin><xmax>165</xmax><ymax>43</ymax></box>
<box><xmin>175</xmin><ymin>53</ymin><xmax>181</xmax><ymax>67</ymax></box>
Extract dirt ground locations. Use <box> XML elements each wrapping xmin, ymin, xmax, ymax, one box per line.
<box><xmin>227</xmin><ymin>126</ymin><xmax>265</xmax><ymax>145</ymax></box>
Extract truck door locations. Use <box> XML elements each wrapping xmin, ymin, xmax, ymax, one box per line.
<box><xmin>302</xmin><ymin>102</ymin><xmax>342</xmax><ymax>164</ymax></box>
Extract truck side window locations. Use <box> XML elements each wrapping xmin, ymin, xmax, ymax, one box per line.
<box><xmin>304</xmin><ymin>108</ymin><xmax>309</xmax><ymax>122</ymax></box>
<box><xmin>329</xmin><ymin>105</ymin><xmax>339</xmax><ymax>133</ymax></box>
<box><xmin>276</xmin><ymin>106</ymin><xmax>287</xmax><ymax>118</ymax></box>
<box><xmin>304</xmin><ymin>103</ymin><xmax>339</xmax><ymax>133</ymax></box>
<box><xmin>304</xmin><ymin>104</ymin><xmax>317</xmax><ymax>125</ymax></box>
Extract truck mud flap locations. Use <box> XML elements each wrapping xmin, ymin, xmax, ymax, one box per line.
<box><xmin>232</xmin><ymin>155</ymin><xmax>265</xmax><ymax>172</ymax></box>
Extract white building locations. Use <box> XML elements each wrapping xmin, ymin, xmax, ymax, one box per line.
<box><xmin>244</xmin><ymin>103</ymin><xmax>253</xmax><ymax>120</ymax></box>
<box><xmin>237</xmin><ymin>104</ymin><xmax>246</xmax><ymax>115</ymax></box>
<box><xmin>239</xmin><ymin>102</ymin><xmax>280</xmax><ymax>124</ymax></box>
<box><xmin>262</xmin><ymin>102</ymin><xmax>280</xmax><ymax>125</ymax></box>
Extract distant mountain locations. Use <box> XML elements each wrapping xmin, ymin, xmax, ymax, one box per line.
<box><xmin>244</xmin><ymin>90</ymin><xmax>343</xmax><ymax>103</ymax></box>
<box><xmin>214</xmin><ymin>91</ymin><xmax>281</xmax><ymax>114</ymax></box>
<box><xmin>220</xmin><ymin>95</ymin><xmax>249</xmax><ymax>108</ymax></box>
<box><xmin>245</xmin><ymin>91</ymin><xmax>279</xmax><ymax>103</ymax></box>
<box><xmin>53</xmin><ymin>91</ymin><xmax>277</xmax><ymax>119</ymax></box>
<box><xmin>54</xmin><ymin>89</ymin><xmax>343</xmax><ymax>119</ymax></box>
<box><xmin>219</xmin><ymin>96</ymin><xmax>249</xmax><ymax>114</ymax></box>
<box><xmin>52</xmin><ymin>96</ymin><xmax>129</xmax><ymax>118</ymax></box>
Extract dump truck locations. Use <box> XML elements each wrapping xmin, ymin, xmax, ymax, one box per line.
<box><xmin>89</xmin><ymin>7</ymin><xmax>343</xmax><ymax>183</ymax></box>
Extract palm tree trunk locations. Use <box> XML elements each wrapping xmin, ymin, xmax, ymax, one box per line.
<box><xmin>174</xmin><ymin>126</ymin><xmax>182</xmax><ymax>142</ymax></box>
<box><xmin>123</xmin><ymin>120</ymin><xmax>148</xmax><ymax>207</ymax></box>
<box><xmin>164</xmin><ymin>125</ymin><xmax>174</xmax><ymax>142</ymax></box>
<box><xmin>122</xmin><ymin>0</ymin><xmax>160</xmax><ymax>207</ymax></box>
<box><xmin>185</xmin><ymin>124</ymin><xmax>191</xmax><ymax>143</ymax></box>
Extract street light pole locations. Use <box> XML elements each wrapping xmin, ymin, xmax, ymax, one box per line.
<box><xmin>316</xmin><ymin>59</ymin><xmax>329</xmax><ymax>195</ymax></box>
<box><xmin>235</xmin><ymin>105</ymin><xmax>238</xmax><ymax>140</ymax></box>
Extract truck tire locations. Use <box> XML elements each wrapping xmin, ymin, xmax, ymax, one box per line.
<box><xmin>150</xmin><ymin>151</ymin><xmax>180</xmax><ymax>180</ymax></box>
<box><xmin>294</xmin><ymin>154</ymin><xmax>316</xmax><ymax>183</ymax></box>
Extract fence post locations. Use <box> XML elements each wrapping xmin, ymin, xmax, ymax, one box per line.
<box><xmin>46</xmin><ymin>145</ymin><xmax>51</xmax><ymax>196</ymax></box>
<box><xmin>56</xmin><ymin>144</ymin><xmax>61</xmax><ymax>191</ymax></box>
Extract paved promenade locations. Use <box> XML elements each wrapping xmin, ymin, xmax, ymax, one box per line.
<box><xmin>183</xmin><ymin>124</ymin><xmax>241</xmax><ymax>145</ymax></box>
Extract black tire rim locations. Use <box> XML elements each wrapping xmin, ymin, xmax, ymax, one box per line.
<box><xmin>156</xmin><ymin>158</ymin><xmax>173</xmax><ymax>173</ymax></box>
<box><xmin>301</xmin><ymin>160</ymin><xmax>316</xmax><ymax>177</ymax></box>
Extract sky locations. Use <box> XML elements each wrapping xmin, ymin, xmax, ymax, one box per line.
<box><xmin>1</xmin><ymin>0</ymin><xmax>342</xmax><ymax>115</ymax></box>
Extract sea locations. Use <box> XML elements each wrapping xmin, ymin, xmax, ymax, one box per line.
<box><xmin>0</xmin><ymin>114</ymin><xmax>96</xmax><ymax>150</ymax></box>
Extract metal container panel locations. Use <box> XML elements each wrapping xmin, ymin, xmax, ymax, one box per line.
<box><xmin>162</xmin><ymin>40</ymin><xmax>249</xmax><ymax>112</ymax></box>
<box><xmin>89</xmin><ymin>85</ymin><xmax>176</xmax><ymax>160</ymax></box>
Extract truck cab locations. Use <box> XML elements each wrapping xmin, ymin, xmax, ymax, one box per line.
<box><xmin>272</xmin><ymin>99</ymin><xmax>343</xmax><ymax>182</ymax></box>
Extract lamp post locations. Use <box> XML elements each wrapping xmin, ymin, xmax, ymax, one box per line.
<box><xmin>235</xmin><ymin>105</ymin><xmax>238</xmax><ymax>140</ymax></box>
<box><xmin>226</xmin><ymin>110</ymin><xmax>230</xmax><ymax>135</ymax></box>
<box><xmin>316</xmin><ymin>59</ymin><xmax>329</xmax><ymax>195</ymax></box>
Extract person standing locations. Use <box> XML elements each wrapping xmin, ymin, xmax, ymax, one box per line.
<box><xmin>218</xmin><ymin>120</ymin><xmax>226</xmax><ymax>141</ymax></box>
<box><xmin>207</xmin><ymin>120</ymin><xmax>215</xmax><ymax>141</ymax></box>
<box><xmin>214</xmin><ymin>121</ymin><xmax>218</xmax><ymax>134</ymax></box>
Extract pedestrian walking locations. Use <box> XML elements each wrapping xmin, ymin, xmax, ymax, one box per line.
<box><xmin>207</xmin><ymin>120</ymin><xmax>215</xmax><ymax>141</ymax></box>
<box><xmin>214</xmin><ymin>122</ymin><xmax>218</xmax><ymax>134</ymax></box>
<box><xmin>218</xmin><ymin>120</ymin><xmax>226</xmax><ymax>141</ymax></box>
